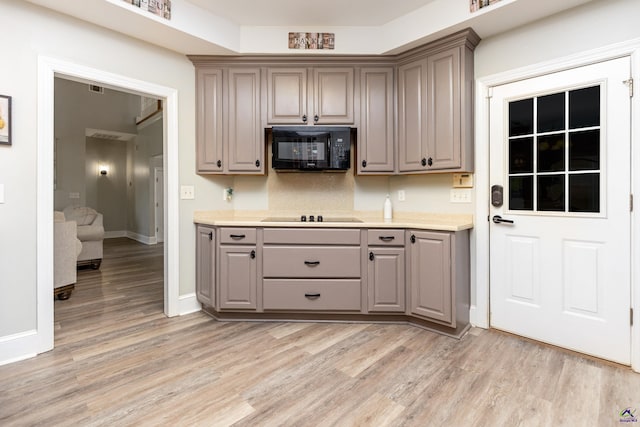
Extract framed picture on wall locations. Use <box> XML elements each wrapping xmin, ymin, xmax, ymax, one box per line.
<box><xmin>0</xmin><ymin>95</ymin><xmax>10</xmax><ymax>146</ymax></box>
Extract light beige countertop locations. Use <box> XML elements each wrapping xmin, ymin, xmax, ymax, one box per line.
<box><xmin>194</xmin><ymin>210</ymin><xmax>473</xmax><ymax>232</ymax></box>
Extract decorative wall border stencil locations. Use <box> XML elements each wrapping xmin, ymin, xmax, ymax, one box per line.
<box><xmin>288</xmin><ymin>33</ymin><xmax>335</xmax><ymax>50</ymax></box>
<box><xmin>470</xmin><ymin>0</ymin><xmax>502</xmax><ymax>12</ymax></box>
<box><xmin>0</xmin><ymin>95</ymin><xmax>12</xmax><ymax>146</ymax></box>
<box><xmin>124</xmin><ymin>0</ymin><xmax>171</xmax><ymax>20</ymax></box>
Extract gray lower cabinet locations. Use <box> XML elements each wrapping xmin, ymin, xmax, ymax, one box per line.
<box><xmin>367</xmin><ymin>229</ymin><xmax>405</xmax><ymax>313</ymax></box>
<box><xmin>408</xmin><ymin>229</ymin><xmax>469</xmax><ymax>328</ymax></box>
<box><xmin>195</xmin><ymin>225</ymin><xmax>215</xmax><ymax>307</ymax></box>
<box><xmin>218</xmin><ymin>227</ymin><xmax>258</xmax><ymax>310</ymax></box>
<box><xmin>262</xmin><ymin>228</ymin><xmax>362</xmax><ymax>312</ymax></box>
<box><xmin>196</xmin><ymin>224</ymin><xmax>470</xmax><ymax>333</ymax></box>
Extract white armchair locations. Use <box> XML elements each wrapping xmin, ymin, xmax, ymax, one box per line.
<box><xmin>63</xmin><ymin>206</ymin><xmax>105</xmax><ymax>269</ymax></box>
<box><xmin>54</xmin><ymin>211</ymin><xmax>82</xmax><ymax>300</ymax></box>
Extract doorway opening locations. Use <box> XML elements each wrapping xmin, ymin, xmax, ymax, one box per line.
<box><xmin>37</xmin><ymin>56</ymin><xmax>180</xmax><ymax>356</ymax></box>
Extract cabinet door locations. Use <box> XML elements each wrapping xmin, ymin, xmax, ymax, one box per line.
<box><xmin>195</xmin><ymin>225</ymin><xmax>215</xmax><ymax>307</ymax></box>
<box><xmin>409</xmin><ymin>230</ymin><xmax>452</xmax><ymax>324</ymax></box>
<box><xmin>358</xmin><ymin>67</ymin><xmax>395</xmax><ymax>173</ymax></box>
<box><xmin>226</xmin><ymin>68</ymin><xmax>264</xmax><ymax>173</ymax></box>
<box><xmin>397</xmin><ymin>60</ymin><xmax>427</xmax><ymax>172</ymax></box>
<box><xmin>196</xmin><ymin>69</ymin><xmax>223</xmax><ymax>173</ymax></box>
<box><xmin>427</xmin><ymin>47</ymin><xmax>461</xmax><ymax>170</ymax></box>
<box><xmin>367</xmin><ymin>247</ymin><xmax>405</xmax><ymax>313</ymax></box>
<box><xmin>267</xmin><ymin>68</ymin><xmax>308</xmax><ymax>124</ymax></box>
<box><xmin>313</xmin><ymin>68</ymin><xmax>354</xmax><ymax>124</ymax></box>
<box><xmin>219</xmin><ymin>245</ymin><xmax>258</xmax><ymax>310</ymax></box>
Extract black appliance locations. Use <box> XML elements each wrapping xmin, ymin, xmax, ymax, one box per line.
<box><xmin>271</xmin><ymin>126</ymin><xmax>352</xmax><ymax>171</ymax></box>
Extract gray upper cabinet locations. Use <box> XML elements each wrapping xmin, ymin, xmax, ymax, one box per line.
<box><xmin>196</xmin><ymin>68</ymin><xmax>223</xmax><ymax>173</ymax></box>
<box><xmin>266</xmin><ymin>67</ymin><xmax>354</xmax><ymax>125</ymax></box>
<box><xmin>189</xmin><ymin>28</ymin><xmax>478</xmax><ymax>176</ymax></box>
<box><xmin>397</xmin><ymin>59</ymin><xmax>427</xmax><ymax>173</ymax></box>
<box><xmin>194</xmin><ymin>66</ymin><xmax>264</xmax><ymax>175</ymax></box>
<box><xmin>397</xmin><ymin>29</ymin><xmax>478</xmax><ymax>173</ymax></box>
<box><xmin>358</xmin><ymin>67</ymin><xmax>395</xmax><ymax>174</ymax></box>
<box><xmin>226</xmin><ymin>68</ymin><xmax>264</xmax><ymax>173</ymax></box>
<box><xmin>266</xmin><ymin>67</ymin><xmax>307</xmax><ymax>124</ymax></box>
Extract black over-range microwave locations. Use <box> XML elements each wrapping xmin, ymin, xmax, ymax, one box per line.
<box><xmin>271</xmin><ymin>126</ymin><xmax>352</xmax><ymax>171</ymax></box>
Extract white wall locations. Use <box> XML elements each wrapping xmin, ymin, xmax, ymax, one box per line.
<box><xmin>0</xmin><ymin>0</ymin><xmax>226</xmax><ymax>340</ymax></box>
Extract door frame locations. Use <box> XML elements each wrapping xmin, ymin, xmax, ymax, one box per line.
<box><xmin>35</xmin><ymin>56</ymin><xmax>181</xmax><ymax>356</ymax></box>
<box><xmin>473</xmin><ymin>38</ymin><xmax>640</xmax><ymax>371</ymax></box>
<box><xmin>153</xmin><ymin>165</ymin><xmax>164</xmax><ymax>244</ymax></box>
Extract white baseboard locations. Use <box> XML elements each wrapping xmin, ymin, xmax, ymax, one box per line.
<box><xmin>104</xmin><ymin>230</ymin><xmax>127</xmax><ymax>239</ymax></box>
<box><xmin>469</xmin><ymin>305</ymin><xmax>489</xmax><ymax>329</ymax></box>
<box><xmin>126</xmin><ymin>231</ymin><xmax>157</xmax><ymax>245</ymax></box>
<box><xmin>0</xmin><ymin>330</ymin><xmax>39</xmax><ymax>366</ymax></box>
<box><xmin>179</xmin><ymin>293</ymin><xmax>202</xmax><ymax>315</ymax></box>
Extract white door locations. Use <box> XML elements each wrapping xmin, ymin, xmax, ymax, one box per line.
<box><xmin>489</xmin><ymin>57</ymin><xmax>632</xmax><ymax>364</ymax></box>
<box><xmin>154</xmin><ymin>167</ymin><xmax>164</xmax><ymax>243</ymax></box>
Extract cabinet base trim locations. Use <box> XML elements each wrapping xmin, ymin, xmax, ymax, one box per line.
<box><xmin>201</xmin><ymin>307</ymin><xmax>470</xmax><ymax>339</ymax></box>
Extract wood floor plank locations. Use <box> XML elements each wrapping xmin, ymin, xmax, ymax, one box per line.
<box><xmin>1</xmin><ymin>237</ymin><xmax>639</xmax><ymax>426</ymax></box>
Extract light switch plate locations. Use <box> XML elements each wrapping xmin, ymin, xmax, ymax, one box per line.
<box><xmin>452</xmin><ymin>173</ymin><xmax>474</xmax><ymax>188</ymax></box>
<box><xmin>0</xmin><ymin>184</ymin><xmax>4</xmax><ymax>203</ymax></box>
<box><xmin>180</xmin><ymin>185</ymin><xmax>195</xmax><ymax>200</ymax></box>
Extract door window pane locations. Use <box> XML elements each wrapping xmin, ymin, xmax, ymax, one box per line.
<box><xmin>569</xmin><ymin>174</ymin><xmax>600</xmax><ymax>213</ymax></box>
<box><xmin>537</xmin><ymin>175</ymin><xmax>565</xmax><ymax>211</ymax></box>
<box><xmin>569</xmin><ymin>130</ymin><xmax>600</xmax><ymax>171</ymax></box>
<box><xmin>509</xmin><ymin>98</ymin><xmax>533</xmax><ymax>137</ymax></box>
<box><xmin>537</xmin><ymin>93</ymin><xmax>565</xmax><ymax>133</ymax></box>
<box><xmin>509</xmin><ymin>137</ymin><xmax>533</xmax><ymax>173</ymax></box>
<box><xmin>569</xmin><ymin>86</ymin><xmax>600</xmax><ymax>129</ymax></box>
<box><xmin>509</xmin><ymin>176</ymin><xmax>533</xmax><ymax>211</ymax></box>
<box><xmin>537</xmin><ymin>135</ymin><xmax>565</xmax><ymax>172</ymax></box>
<box><xmin>506</xmin><ymin>86</ymin><xmax>600</xmax><ymax>215</ymax></box>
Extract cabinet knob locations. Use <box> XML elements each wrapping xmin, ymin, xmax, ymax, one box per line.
<box><xmin>302</xmin><ymin>114</ymin><xmax>307</xmax><ymax>123</ymax></box>
<box><xmin>314</xmin><ymin>115</ymin><xmax>319</xmax><ymax>123</ymax></box>
<box><xmin>362</xmin><ymin>160</ymin><xmax>367</xmax><ymax>168</ymax></box>
<box><xmin>255</xmin><ymin>159</ymin><xmax>261</xmax><ymax>168</ymax></box>
<box><xmin>369</xmin><ymin>252</ymin><xmax>374</xmax><ymax>261</ymax></box>
<box><xmin>250</xmin><ymin>250</ymin><xmax>256</xmax><ymax>259</ymax></box>
<box><xmin>421</xmin><ymin>158</ymin><xmax>427</xmax><ymax>167</ymax></box>
<box><xmin>428</xmin><ymin>157</ymin><xmax>433</xmax><ymax>167</ymax></box>
<box><xmin>217</xmin><ymin>160</ymin><xmax>222</xmax><ymax>168</ymax></box>
<box><xmin>411</xmin><ymin>234</ymin><xmax>416</xmax><ymax>244</ymax></box>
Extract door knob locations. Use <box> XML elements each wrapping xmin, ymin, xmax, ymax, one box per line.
<box><xmin>492</xmin><ymin>215</ymin><xmax>514</xmax><ymax>224</ymax></box>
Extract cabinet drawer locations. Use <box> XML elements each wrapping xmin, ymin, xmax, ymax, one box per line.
<box><xmin>367</xmin><ymin>229</ymin><xmax>405</xmax><ymax>246</ymax></box>
<box><xmin>263</xmin><ymin>228</ymin><xmax>360</xmax><ymax>245</ymax></box>
<box><xmin>263</xmin><ymin>279</ymin><xmax>361</xmax><ymax>311</ymax></box>
<box><xmin>220</xmin><ymin>228</ymin><xmax>257</xmax><ymax>244</ymax></box>
<box><xmin>263</xmin><ymin>246</ymin><xmax>360</xmax><ymax>278</ymax></box>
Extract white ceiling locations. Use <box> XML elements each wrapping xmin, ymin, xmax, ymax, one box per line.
<box><xmin>187</xmin><ymin>0</ymin><xmax>439</xmax><ymax>26</ymax></box>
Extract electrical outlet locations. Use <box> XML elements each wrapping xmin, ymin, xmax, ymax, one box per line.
<box><xmin>450</xmin><ymin>189</ymin><xmax>472</xmax><ymax>203</ymax></box>
<box><xmin>180</xmin><ymin>185</ymin><xmax>195</xmax><ymax>200</ymax></box>
<box><xmin>398</xmin><ymin>190</ymin><xmax>406</xmax><ymax>202</ymax></box>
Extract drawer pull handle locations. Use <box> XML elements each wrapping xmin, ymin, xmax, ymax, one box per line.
<box><xmin>379</xmin><ymin>236</ymin><xmax>395</xmax><ymax>242</ymax></box>
<box><xmin>305</xmin><ymin>293</ymin><xmax>321</xmax><ymax>299</ymax></box>
<box><xmin>304</xmin><ymin>261</ymin><xmax>320</xmax><ymax>266</ymax></box>
<box><xmin>230</xmin><ymin>234</ymin><xmax>246</xmax><ymax>239</ymax></box>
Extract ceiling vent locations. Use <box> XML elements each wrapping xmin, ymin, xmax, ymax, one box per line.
<box><xmin>88</xmin><ymin>84</ymin><xmax>104</xmax><ymax>94</ymax></box>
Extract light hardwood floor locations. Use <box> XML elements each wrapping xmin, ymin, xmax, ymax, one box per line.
<box><xmin>1</xmin><ymin>237</ymin><xmax>639</xmax><ymax>426</ymax></box>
